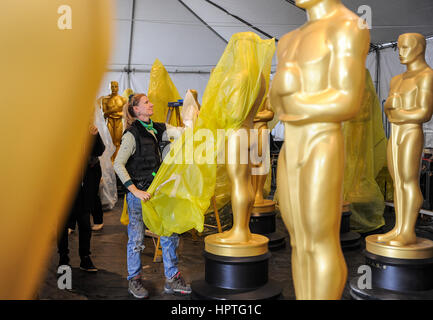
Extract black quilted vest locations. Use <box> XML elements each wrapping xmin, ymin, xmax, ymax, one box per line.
<box><xmin>124</xmin><ymin>120</ymin><xmax>166</xmax><ymax>190</ymax></box>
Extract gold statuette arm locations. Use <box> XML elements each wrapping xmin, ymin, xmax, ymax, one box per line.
<box><xmin>384</xmin><ymin>77</ymin><xmax>402</xmax><ymax>119</ymax></box>
<box><xmin>388</xmin><ymin>76</ymin><xmax>433</xmax><ymax>124</ymax></box>
<box><xmin>281</xmin><ymin>80</ymin><xmax>363</xmax><ymax>124</ymax></box>
<box><xmin>280</xmin><ymin>24</ymin><xmax>369</xmax><ymax>124</ymax></box>
<box><xmin>104</xmin><ymin>109</ymin><xmax>122</xmax><ymax>117</ymax></box>
<box><xmin>254</xmin><ymin>109</ymin><xmax>274</xmax><ymax>122</ymax></box>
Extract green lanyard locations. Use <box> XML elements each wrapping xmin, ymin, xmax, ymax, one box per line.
<box><xmin>138</xmin><ymin>119</ymin><xmax>157</xmax><ymax>135</ymax></box>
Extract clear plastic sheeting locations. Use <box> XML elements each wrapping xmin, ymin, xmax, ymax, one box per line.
<box><xmin>93</xmin><ymin>102</ymin><xmax>118</xmax><ymax>210</ymax></box>
<box><xmin>342</xmin><ymin>69</ymin><xmax>387</xmax><ymax>234</ymax></box>
<box><xmin>138</xmin><ymin>32</ymin><xmax>275</xmax><ymax>236</ymax></box>
<box><xmin>181</xmin><ymin>89</ymin><xmax>200</xmax><ymax>129</ymax></box>
<box><xmin>207</xmin><ymin>164</ymin><xmax>231</xmax><ymax>215</ymax></box>
<box><xmin>148</xmin><ymin>59</ymin><xmax>182</xmax><ymax>125</ymax></box>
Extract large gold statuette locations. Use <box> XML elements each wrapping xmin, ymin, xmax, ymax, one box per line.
<box><xmin>0</xmin><ymin>0</ymin><xmax>111</xmax><ymax>299</ymax></box>
<box><xmin>205</xmin><ymin>73</ymin><xmax>269</xmax><ymax>258</ymax></box>
<box><xmin>270</xmin><ymin>0</ymin><xmax>370</xmax><ymax>299</ymax></box>
<box><xmin>368</xmin><ymin>33</ymin><xmax>433</xmax><ymax>258</ymax></box>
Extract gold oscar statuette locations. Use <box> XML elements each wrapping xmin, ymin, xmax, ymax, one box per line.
<box><xmin>367</xmin><ymin>33</ymin><xmax>433</xmax><ymax>259</ymax></box>
<box><xmin>251</xmin><ymin>97</ymin><xmax>275</xmax><ymax>214</ymax></box>
<box><xmin>0</xmin><ymin>0</ymin><xmax>111</xmax><ymax>299</ymax></box>
<box><xmin>102</xmin><ymin>81</ymin><xmax>126</xmax><ymax>161</ymax></box>
<box><xmin>205</xmin><ymin>74</ymin><xmax>270</xmax><ymax>258</ymax></box>
<box><xmin>269</xmin><ymin>0</ymin><xmax>370</xmax><ymax>299</ymax></box>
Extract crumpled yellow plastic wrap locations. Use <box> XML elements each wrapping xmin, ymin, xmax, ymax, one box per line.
<box><xmin>138</xmin><ymin>32</ymin><xmax>275</xmax><ymax>236</ymax></box>
<box><xmin>376</xmin><ymin>161</ymin><xmax>394</xmax><ymax>202</ymax></box>
<box><xmin>148</xmin><ymin>58</ymin><xmax>182</xmax><ymax>125</ymax></box>
<box><xmin>122</xmin><ymin>88</ymin><xmax>134</xmax><ymax>100</ymax></box>
<box><xmin>342</xmin><ymin>69</ymin><xmax>387</xmax><ymax>233</ymax></box>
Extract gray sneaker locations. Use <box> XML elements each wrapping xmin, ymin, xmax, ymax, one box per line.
<box><xmin>128</xmin><ymin>276</ymin><xmax>149</xmax><ymax>299</ymax></box>
<box><xmin>164</xmin><ymin>272</ymin><xmax>192</xmax><ymax>295</ymax></box>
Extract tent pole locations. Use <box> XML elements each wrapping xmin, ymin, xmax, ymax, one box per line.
<box><xmin>108</xmin><ymin>68</ymin><xmax>211</xmax><ymax>74</ymax></box>
<box><xmin>376</xmin><ymin>34</ymin><xmax>433</xmax><ymax>51</ymax></box>
<box><xmin>376</xmin><ymin>48</ymin><xmax>388</xmax><ymax>138</ymax></box>
<box><xmin>126</xmin><ymin>0</ymin><xmax>136</xmax><ymax>89</ymax></box>
<box><xmin>375</xmin><ymin>48</ymin><xmax>380</xmax><ymax>96</ymax></box>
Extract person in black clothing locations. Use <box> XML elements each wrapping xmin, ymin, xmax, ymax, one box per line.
<box><xmin>58</xmin><ymin>125</ymin><xmax>105</xmax><ymax>272</ymax></box>
<box><xmin>87</xmin><ymin>130</ymin><xmax>105</xmax><ymax>231</ymax></box>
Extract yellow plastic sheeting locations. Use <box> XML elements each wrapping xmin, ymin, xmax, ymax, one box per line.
<box><xmin>264</xmin><ymin>168</ymin><xmax>272</xmax><ymax>198</ymax></box>
<box><xmin>121</xmin><ymin>195</ymin><xmax>129</xmax><ymax>225</ymax></box>
<box><xmin>207</xmin><ymin>163</ymin><xmax>272</xmax><ymax>215</ymax></box>
<box><xmin>148</xmin><ymin>59</ymin><xmax>182</xmax><ymax>125</ymax></box>
<box><xmin>122</xmin><ymin>88</ymin><xmax>134</xmax><ymax>100</ymax></box>
<box><xmin>342</xmin><ymin>69</ymin><xmax>387</xmax><ymax>233</ymax></box>
<box><xmin>376</xmin><ymin>162</ymin><xmax>394</xmax><ymax>202</ymax></box>
<box><xmin>140</xmin><ymin>32</ymin><xmax>275</xmax><ymax>236</ymax></box>
<box><xmin>208</xmin><ymin>164</ymin><xmax>232</xmax><ymax>214</ymax></box>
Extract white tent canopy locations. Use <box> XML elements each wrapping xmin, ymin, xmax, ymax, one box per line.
<box><xmin>98</xmin><ymin>0</ymin><xmax>433</xmax><ymax>141</ymax></box>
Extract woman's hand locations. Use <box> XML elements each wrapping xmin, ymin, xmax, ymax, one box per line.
<box><xmin>127</xmin><ymin>184</ymin><xmax>152</xmax><ymax>201</ymax></box>
<box><xmin>133</xmin><ymin>190</ymin><xmax>152</xmax><ymax>201</ymax></box>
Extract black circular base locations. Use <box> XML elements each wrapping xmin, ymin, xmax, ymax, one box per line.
<box><xmin>348</xmin><ymin>250</ymin><xmax>433</xmax><ymax>300</ymax></box>
<box><xmin>191</xmin><ymin>279</ymin><xmax>282</xmax><ymax>300</ymax></box>
<box><xmin>340</xmin><ymin>209</ymin><xmax>361</xmax><ymax>250</ymax></box>
<box><xmin>249</xmin><ymin>211</ymin><xmax>287</xmax><ymax>251</ymax></box>
<box><xmin>204</xmin><ymin>252</ymin><xmax>271</xmax><ymax>289</ymax></box>
<box><xmin>349</xmin><ymin>278</ymin><xmax>433</xmax><ymax>300</ymax></box>
<box><xmin>340</xmin><ymin>231</ymin><xmax>361</xmax><ymax>251</ymax></box>
<box><xmin>191</xmin><ymin>251</ymin><xmax>283</xmax><ymax>300</ymax></box>
<box><xmin>249</xmin><ymin>211</ymin><xmax>277</xmax><ymax>235</ymax></box>
<box><xmin>263</xmin><ymin>232</ymin><xmax>286</xmax><ymax>251</ymax></box>
<box><xmin>340</xmin><ymin>211</ymin><xmax>351</xmax><ymax>233</ymax></box>
<box><xmin>366</xmin><ymin>251</ymin><xmax>433</xmax><ymax>292</ymax></box>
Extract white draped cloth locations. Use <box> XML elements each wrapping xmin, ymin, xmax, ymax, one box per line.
<box><xmin>181</xmin><ymin>89</ymin><xmax>200</xmax><ymax>129</ymax></box>
<box><xmin>94</xmin><ymin>101</ymin><xmax>118</xmax><ymax>210</ymax></box>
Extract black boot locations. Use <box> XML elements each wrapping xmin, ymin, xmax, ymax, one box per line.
<box><xmin>58</xmin><ymin>254</ymin><xmax>70</xmax><ymax>268</ymax></box>
<box><xmin>80</xmin><ymin>256</ymin><xmax>98</xmax><ymax>272</ymax></box>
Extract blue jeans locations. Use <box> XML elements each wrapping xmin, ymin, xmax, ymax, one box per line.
<box><xmin>126</xmin><ymin>192</ymin><xmax>179</xmax><ymax>280</ymax></box>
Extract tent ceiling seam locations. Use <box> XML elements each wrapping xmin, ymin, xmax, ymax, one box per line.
<box><xmin>284</xmin><ymin>0</ymin><xmax>306</xmax><ymax>12</ymax></box>
<box><xmin>204</xmin><ymin>0</ymin><xmax>278</xmax><ymax>42</ymax></box>
<box><xmin>177</xmin><ymin>0</ymin><xmax>228</xmax><ymax>44</ymax></box>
